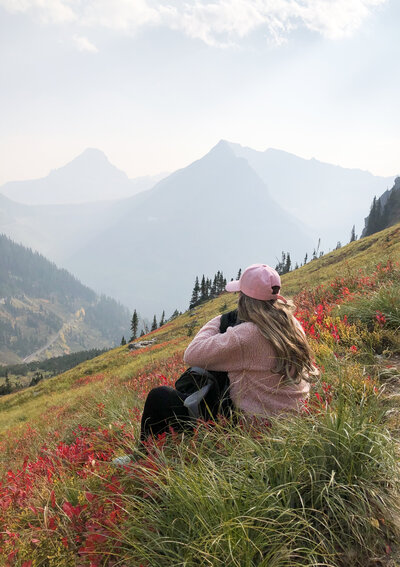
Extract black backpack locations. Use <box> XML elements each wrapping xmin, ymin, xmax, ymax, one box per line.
<box><xmin>175</xmin><ymin>310</ymin><xmax>240</xmax><ymax>420</ymax></box>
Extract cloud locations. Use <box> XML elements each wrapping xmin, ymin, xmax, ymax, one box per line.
<box><xmin>72</xmin><ymin>34</ymin><xmax>98</xmax><ymax>53</ymax></box>
<box><xmin>0</xmin><ymin>0</ymin><xmax>388</xmax><ymax>46</ymax></box>
<box><xmin>0</xmin><ymin>0</ymin><xmax>75</xmax><ymax>24</ymax></box>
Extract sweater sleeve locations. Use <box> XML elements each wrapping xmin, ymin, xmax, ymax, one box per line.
<box><xmin>183</xmin><ymin>315</ymin><xmax>243</xmax><ymax>372</ymax></box>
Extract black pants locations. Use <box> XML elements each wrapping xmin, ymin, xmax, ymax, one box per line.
<box><xmin>140</xmin><ymin>386</ymin><xmax>193</xmax><ymax>441</ymax></box>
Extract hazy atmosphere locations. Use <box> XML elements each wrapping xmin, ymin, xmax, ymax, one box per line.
<box><xmin>1</xmin><ymin>0</ymin><xmax>399</xmax><ymax>185</ymax></box>
<box><xmin>1</xmin><ymin>4</ymin><xmax>400</xmax><ymax>564</ymax></box>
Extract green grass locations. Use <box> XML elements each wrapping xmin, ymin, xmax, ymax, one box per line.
<box><xmin>0</xmin><ymin>224</ymin><xmax>399</xmax><ymax>566</ymax></box>
<box><xmin>282</xmin><ymin>223</ymin><xmax>400</xmax><ymax>296</ymax></box>
<box><xmin>105</xmin><ymin>374</ymin><xmax>399</xmax><ymax>567</ymax></box>
<box><xmin>337</xmin><ymin>282</ymin><xmax>400</xmax><ymax>331</ymax></box>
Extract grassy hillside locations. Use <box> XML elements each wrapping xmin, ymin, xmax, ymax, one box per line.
<box><xmin>282</xmin><ymin>222</ymin><xmax>400</xmax><ymax>295</ymax></box>
<box><xmin>0</xmin><ymin>224</ymin><xmax>399</xmax><ymax>566</ymax></box>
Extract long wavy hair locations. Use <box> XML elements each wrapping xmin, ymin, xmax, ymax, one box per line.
<box><xmin>237</xmin><ymin>290</ymin><xmax>317</xmax><ymax>384</ymax></box>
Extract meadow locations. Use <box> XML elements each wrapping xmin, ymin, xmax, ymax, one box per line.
<box><xmin>0</xmin><ymin>223</ymin><xmax>399</xmax><ymax>567</ymax></box>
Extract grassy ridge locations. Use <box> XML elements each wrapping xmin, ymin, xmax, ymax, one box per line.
<box><xmin>1</xmin><ymin>223</ymin><xmax>398</xmax><ymax>434</ymax></box>
<box><xmin>0</xmin><ymin>224</ymin><xmax>399</xmax><ymax>566</ymax></box>
<box><xmin>282</xmin><ymin>223</ymin><xmax>400</xmax><ymax>295</ymax></box>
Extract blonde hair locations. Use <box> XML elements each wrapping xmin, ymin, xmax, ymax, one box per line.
<box><xmin>238</xmin><ymin>292</ymin><xmax>317</xmax><ymax>384</ymax></box>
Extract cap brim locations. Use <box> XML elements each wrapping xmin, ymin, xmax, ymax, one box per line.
<box><xmin>276</xmin><ymin>295</ymin><xmax>288</xmax><ymax>304</ymax></box>
<box><xmin>225</xmin><ymin>280</ymin><xmax>241</xmax><ymax>293</ymax></box>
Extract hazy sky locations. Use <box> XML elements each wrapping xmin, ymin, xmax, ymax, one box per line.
<box><xmin>0</xmin><ymin>0</ymin><xmax>399</xmax><ymax>185</ymax></box>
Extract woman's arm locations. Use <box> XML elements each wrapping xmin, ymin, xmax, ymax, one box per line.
<box><xmin>184</xmin><ymin>315</ymin><xmax>243</xmax><ymax>372</ymax></box>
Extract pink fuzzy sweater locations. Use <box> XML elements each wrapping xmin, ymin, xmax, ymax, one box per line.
<box><xmin>183</xmin><ymin>315</ymin><xmax>310</xmax><ymax>417</ymax></box>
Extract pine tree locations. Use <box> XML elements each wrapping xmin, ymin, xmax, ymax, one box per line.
<box><xmin>121</xmin><ymin>336</ymin><xmax>126</xmax><ymax>345</ymax></box>
<box><xmin>151</xmin><ymin>315</ymin><xmax>158</xmax><ymax>331</ymax></box>
<box><xmin>210</xmin><ymin>276</ymin><xmax>217</xmax><ymax>298</ymax></box>
<box><xmin>200</xmin><ymin>275</ymin><xmax>207</xmax><ymax>302</ymax></box>
<box><xmin>304</xmin><ymin>253</ymin><xmax>308</xmax><ymax>265</ymax></box>
<box><xmin>130</xmin><ymin>310</ymin><xmax>139</xmax><ymax>341</ymax></box>
<box><xmin>285</xmin><ymin>252</ymin><xmax>291</xmax><ymax>273</ymax></box>
<box><xmin>276</xmin><ymin>252</ymin><xmax>291</xmax><ymax>275</ymax></box>
<box><xmin>350</xmin><ymin>225</ymin><xmax>356</xmax><ymax>242</ymax></box>
<box><xmin>237</xmin><ymin>268</ymin><xmax>242</xmax><ymax>280</ymax></box>
<box><xmin>190</xmin><ymin>276</ymin><xmax>200</xmax><ymax>308</ymax></box>
<box><xmin>206</xmin><ymin>278</ymin><xmax>211</xmax><ymax>297</ymax></box>
<box><xmin>159</xmin><ymin>310</ymin><xmax>165</xmax><ymax>327</ymax></box>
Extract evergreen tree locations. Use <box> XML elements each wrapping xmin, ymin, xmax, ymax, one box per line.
<box><xmin>285</xmin><ymin>252</ymin><xmax>291</xmax><ymax>273</ymax></box>
<box><xmin>210</xmin><ymin>276</ymin><xmax>217</xmax><ymax>298</ymax></box>
<box><xmin>350</xmin><ymin>225</ymin><xmax>357</xmax><ymax>242</ymax></box>
<box><xmin>190</xmin><ymin>276</ymin><xmax>200</xmax><ymax>308</ymax></box>
<box><xmin>237</xmin><ymin>268</ymin><xmax>242</xmax><ymax>280</ymax></box>
<box><xmin>275</xmin><ymin>252</ymin><xmax>291</xmax><ymax>275</ymax></box>
<box><xmin>200</xmin><ymin>275</ymin><xmax>207</xmax><ymax>302</ymax></box>
<box><xmin>121</xmin><ymin>336</ymin><xmax>126</xmax><ymax>345</ymax></box>
<box><xmin>140</xmin><ymin>330</ymin><xmax>145</xmax><ymax>337</ymax></box>
<box><xmin>159</xmin><ymin>310</ymin><xmax>165</xmax><ymax>327</ymax></box>
<box><xmin>151</xmin><ymin>315</ymin><xmax>158</xmax><ymax>331</ymax></box>
<box><xmin>206</xmin><ymin>278</ymin><xmax>211</xmax><ymax>297</ymax></box>
<box><xmin>130</xmin><ymin>309</ymin><xmax>139</xmax><ymax>341</ymax></box>
<box><xmin>304</xmin><ymin>253</ymin><xmax>308</xmax><ymax>265</ymax></box>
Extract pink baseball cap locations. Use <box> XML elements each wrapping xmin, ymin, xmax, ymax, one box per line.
<box><xmin>225</xmin><ymin>264</ymin><xmax>287</xmax><ymax>303</ymax></box>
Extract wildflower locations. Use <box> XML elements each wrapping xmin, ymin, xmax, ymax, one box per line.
<box><xmin>376</xmin><ymin>311</ymin><xmax>386</xmax><ymax>326</ymax></box>
<box><xmin>350</xmin><ymin>345</ymin><xmax>358</xmax><ymax>353</ymax></box>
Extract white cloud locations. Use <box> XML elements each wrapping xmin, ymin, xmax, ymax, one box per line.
<box><xmin>0</xmin><ymin>0</ymin><xmax>388</xmax><ymax>46</ymax></box>
<box><xmin>72</xmin><ymin>34</ymin><xmax>98</xmax><ymax>52</ymax></box>
<box><xmin>0</xmin><ymin>0</ymin><xmax>76</xmax><ymax>23</ymax></box>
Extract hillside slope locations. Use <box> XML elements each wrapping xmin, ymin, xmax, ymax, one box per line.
<box><xmin>0</xmin><ymin>221</ymin><xmax>398</xmax><ymax>430</ymax></box>
<box><xmin>362</xmin><ymin>177</ymin><xmax>400</xmax><ymax>237</ymax></box>
<box><xmin>281</xmin><ymin>221</ymin><xmax>400</xmax><ymax>295</ymax></box>
<box><xmin>0</xmin><ymin>235</ymin><xmax>131</xmax><ymax>364</ymax></box>
<box><xmin>0</xmin><ymin>223</ymin><xmax>399</xmax><ymax>566</ymax></box>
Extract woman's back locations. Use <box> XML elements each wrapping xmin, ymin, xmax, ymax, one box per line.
<box><xmin>184</xmin><ymin>314</ymin><xmax>310</xmax><ymax>416</ymax></box>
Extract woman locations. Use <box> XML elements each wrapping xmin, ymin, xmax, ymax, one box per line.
<box><xmin>139</xmin><ymin>263</ymin><xmax>315</xmax><ymax>441</ymax></box>
<box><xmin>184</xmin><ymin>263</ymin><xmax>315</xmax><ymax>418</ymax></box>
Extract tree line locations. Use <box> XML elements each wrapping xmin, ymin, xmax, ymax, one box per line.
<box><xmin>363</xmin><ymin>178</ymin><xmax>400</xmax><ymax>237</ymax></box>
<box><xmin>189</xmin><ymin>270</ymin><xmax>230</xmax><ymax>309</ymax></box>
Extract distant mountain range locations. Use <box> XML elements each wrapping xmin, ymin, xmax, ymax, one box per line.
<box><xmin>0</xmin><ymin>234</ymin><xmax>131</xmax><ymax>365</ymax></box>
<box><xmin>0</xmin><ymin>140</ymin><xmax>395</xmax><ymax>317</ymax></box>
<box><xmin>0</xmin><ymin>148</ymin><xmax>167</xmax><ymax>205</ymax></box>
<box><xmin>228</xmin><ymin>142</ymin><xmax>393</xmax><ymax>243</ymax></box>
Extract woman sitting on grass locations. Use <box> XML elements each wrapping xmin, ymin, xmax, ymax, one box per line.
<box><xmin>139</xmin><ymin>263</ymin><xmax>316</xmax><ymax>442</ymax></box>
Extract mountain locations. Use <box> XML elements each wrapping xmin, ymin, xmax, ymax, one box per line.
<box><xmin>0</xmin><ymin>140</ymin><xmax>395</xmax><ymax>319</ymax></box>
<box><xmin>362</xmin><ymin>176</ymin><xmax>400</xmax><ymax>237</ymax></box>
<box><xmin>0</xmin><ymin>234</ymin><xmax>131</xmax><ymax>364</ymax></box>
<box><xmin>64</xmin><ymin>141</ymin><xmax>314</xmax><ymax>316</ymax></box>
<box><xmin>0</xmin><ymin>148</ymin><xmax>166</xmax><ymax>205</ymax></box>
<box><xmin>228</xmin><ymin>142</ymin><xmax>393</xmax><ymax>247</ymax></box>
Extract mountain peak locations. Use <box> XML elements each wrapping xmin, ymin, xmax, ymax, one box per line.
<box><xmin>49</xmin><ymin>148</ymin><xmax>121</xmax><ymax>178</ymax></box>
<box><xmin>203</xmin><ymin>139</ymin><xmax>236</xmax><ymax>162</ymax></box>
<box><xmin>74</xmin><ymin>147</ymin><xmax>110</xmax><ymax>162</ymax></box>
